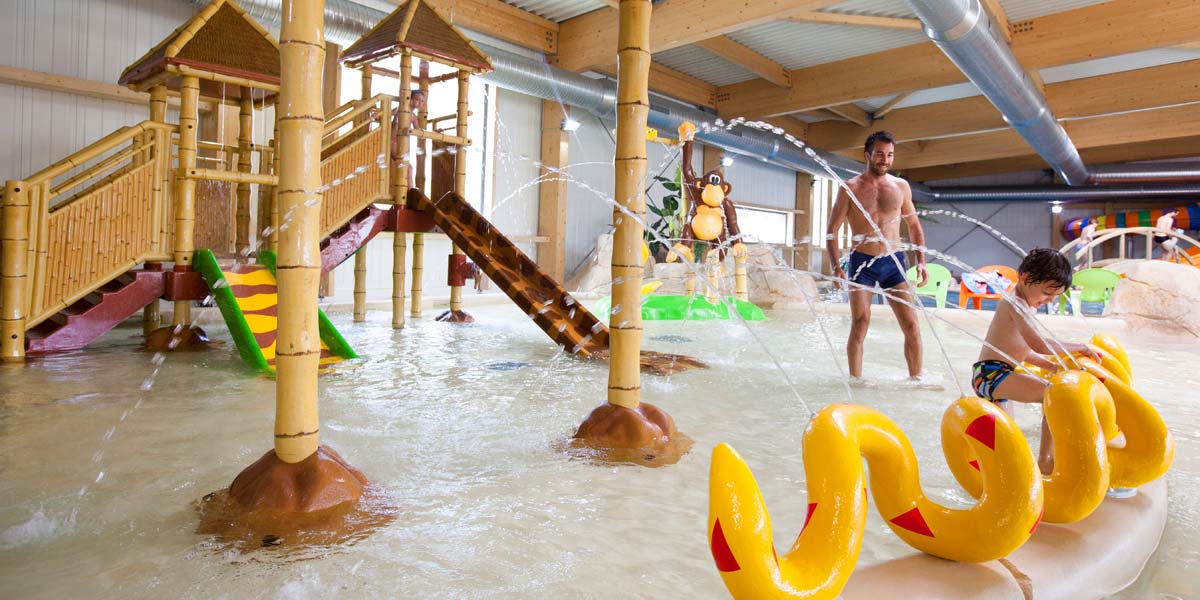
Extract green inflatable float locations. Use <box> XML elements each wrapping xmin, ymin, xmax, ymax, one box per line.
<box><xmin>593</xmin><ymin>282</ymin><xmax>765</xmax><ymax>321</ymax></box>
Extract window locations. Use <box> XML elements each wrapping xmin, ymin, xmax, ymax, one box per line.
<box><xmin>735</xmin><ymin>205</ymin><xmax>791</xmax><ymax>246</ymax></box>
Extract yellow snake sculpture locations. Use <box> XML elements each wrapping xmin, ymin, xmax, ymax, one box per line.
<box><xmin>708</xmin><ymin>335</ymin><xmax>1172</xmax><ymax>599</ymax></box>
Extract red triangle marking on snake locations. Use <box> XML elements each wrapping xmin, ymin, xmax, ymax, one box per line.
<box><xmin>1031</xmin><ymin>508</ymin><xmax>1044</xmax><ymax>534</ymax></box>
<box><xmin>801</xmin><ymin>502</ymin><xmax>818</xmax><ymax>534</ymax></box>
<box><xmin>771</xmin><ymin>544</ymin><xmax>779</xmax><ymax>566</ymax></box>
<box><xmin>711</xmin><ymin>519</ymin><xmax>741</xmax><ymax>572</ymax></box>
<box><xmin>1098</xmin><ymin>375</ymin><xmax>1106</xmax><ymax>383</ymax></box>
<box><xmin>968</xmin><ymin>459</ymin><xmax>980</xmax><ymax>471</ymax></box>
<box><xmin>890</xmin><ymin>507</ymin><xmax>935</xmax><ymax>537</ymax></box>
<box><xmin>965</xmin><ymin>414</ymin><xmax>997</xmax><ymax>451</ymax></box>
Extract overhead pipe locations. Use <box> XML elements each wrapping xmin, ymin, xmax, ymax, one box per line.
<box><xmin>904</xmin><ymin>0</ymin><xmax>1091</xmax><ymax>185</ymax></box>
<box><xmin>177</xmin><ymin>0</ymin><xmax>1200</xmax><ymax>201</ymax></box>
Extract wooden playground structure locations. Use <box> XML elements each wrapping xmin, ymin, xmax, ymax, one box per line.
<box><xmin>0</xmin><ymin>0</ymin><xmax>619</xmax><ymax>366</ymax></box>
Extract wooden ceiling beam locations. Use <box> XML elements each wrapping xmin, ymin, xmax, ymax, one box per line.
<box><xmin>555</xmin><ymin>0</ymin><xmax>833</xmax><ymax>72</ymax></box>
<box><xmin>825</xmin><ymin>103</ymin><xmax>871</xmax><ymax>128</ymax></box>
<box><xmin>595</xmin><ymin>61</ymin><xmax>717</xmax><ymax>109</ymax></box>
<box><xmin>718</xmin><ymin>0</ymin><xmax>1200</xmax><ymax>119</ymax></box>
<box><xmin>787</xmin><ymin>11</ymin><xmax>922</xmax><ymax>30</ymax></box>
<box><xmin>872</xmin><ymin>92</ymin><xmax>911</xmax><ymax>118</ymax></box>
<box><xmin>978</xmin><ymin>0</ymin><xmax>1012</xmax><ymax>43</ymax></box>
<box><xmin>694</xmin><ymin>36</ymin><xmax>791</xmax><ymax>88</ymax></box>
<box><xmin>901</xmin><ymin>135</ymin><xmax>1200</xmax><ymax>182</ymax></box>
<box><xmin>882</xmin><ymin>103</ymin><xmax>1200</xmax><ymax>169</ymax></box>
<box><xmin>808</xmin><ymin>59</ymin><xmax>1200</xmax><ymax>151</ymax></box>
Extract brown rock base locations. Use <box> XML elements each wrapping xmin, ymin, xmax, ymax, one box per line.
<box><xmin>145</xmin><ymin>325</ymin><xmax>211</xmax><ymax>352</ymax></box>
<box><xmin>435</xmin><ymin>309</ymin><xmax>474</xmax><ymax>323</ymax></box>
<box><xmin>196</xmin><ymin>445</ymin><xmax>395</xmax><ymax>551</ymax></box>
<box><xmin>585</xmin><ymin>349</ymin><xmax>708</xmax><ymax>376</ymax></box>
<box><xmin>567</xmin><ymin>402</ymin><xmax>693</xmax><ymax>467</ymax></box>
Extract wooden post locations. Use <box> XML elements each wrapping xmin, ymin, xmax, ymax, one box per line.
<box><xmin>446</xmin><ymin>70</ymin><xmax>471</xmax><ymax>315</ymax></box>
<box><xmin>1</xmin><ymin>180</ymin><xmax>29</xmax><ymax>362</ymax></box>
<box><xmin>734</xmin><ymin>254</ymin><xmax>748</xmax><ymax>301</ymax></box>
<box><xmin>410</xmin><ymin>62</ymin><xmax>429</xmax><ymax>318</ymax></box>
<box><xmin>794</xmin><ymin>173</ymin><xmax>813</xmax><ymax>271</ymax></box>
<box><xmin>392</xmin><ymin>52</ymin><xmax>413</xmax><ymax>330</ymax></box>
<box><xmin>143</xmin><ymin>84</ymin><xmax>168</xmax><ymax>335</ymax></box>
<box><xmin>537</xmin><ymin>101</ymin><xmax>568</xmax><ymax>281</ymax></box>
<box><xmin>608</xmin><ymin>0</ymin><xmax>651</xmax><ymax>411</ymax></box>
<box><xmin>173</xmin><ymin>75</ymin><xmax>200</xmax><ymax>327</ymax></box>
<box><xmin>270</xmin><ymin>120</ymin><xmax>280</xmax><ymax>253</ymax></box>
<box><xmin>352</xmin><ymin>65</ymin><xmax>373</xmax><ymax>322</ymax></box>
<box><xmin>410</xmin><ymin>232</ymin><xmax>423</xmax><ymax>317</ymax></box>
<box><xmin>236</xmin><ymin>90</ymin><xmax>253</xmax><ymax>259</ymax></box>
<box><xmin>274</xmin><ymin>0</ymin><xmax>325</xmax><ymax>464</ymax></box>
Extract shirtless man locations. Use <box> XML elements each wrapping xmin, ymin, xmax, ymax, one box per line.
<box><xmin>1155</xmin><ymin>209</ymin><xmax>1181</xmax><ymax>262</ymax></box>
<box><xmin>826</xmin><ymin>131</ymin><xmax>928</xmax><ymax>380</ymax></box>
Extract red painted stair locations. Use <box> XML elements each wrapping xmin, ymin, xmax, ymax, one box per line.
<box><xmin>26</xmin><ymin>270</ymin><xmax>166</xmax><ymax>354</ymax></box>
<box><xmin>320</xmin><ymin>205</ymin><xmax>392</xmax><ymax>274</ymax></box>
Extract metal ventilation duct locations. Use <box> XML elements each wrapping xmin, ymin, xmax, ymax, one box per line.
<box><xmin>176</xmin><ymin>0</ymin><xmax>1200</xmax><ymax>201</ymax></box>
<box><xmin>904</xmin><ymin>0</ymin><xmax>1091</xmax><ymax>185</ymax></box>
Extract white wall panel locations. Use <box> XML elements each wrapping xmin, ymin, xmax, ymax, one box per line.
<box><xmin>0</xmin><ymin>0</ymin><xmax>196</xmax><ymax>181</ymax></box>
<box><xmin>919</xmin><ymin>202</ymin><xmax>1052</xmax><ymax>274</ymax></box>
<box><xmin>490</xmin><ymin>88</ymin><xmax>542</xmax><ymax>241</ymax></box>
<box><xmin>721</xmin><ymin>156</ymin><xmax>796</xmax><ymax>210</ymax></box>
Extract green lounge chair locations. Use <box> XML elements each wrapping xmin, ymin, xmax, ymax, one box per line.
<box><xmin>906</xmin><ymin>263</ymin><xmax>953</xmax><ymax>309</ymax></box>
<box><xmin>1061</xmin><ymin>268</ymin><xmax>1121</xmax><ymax>315</ymax></box>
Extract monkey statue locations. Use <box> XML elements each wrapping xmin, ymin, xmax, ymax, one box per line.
<box><xmin>665</xmin><ymin>121</ymin><xmax>749</xmax><ymax>301</ymax></box>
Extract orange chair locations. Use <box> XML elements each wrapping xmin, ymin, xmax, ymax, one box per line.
<box><xmin>958</xmin><ymin>265</ymin><xmax>1018</xmax><ymax>310</ymax></box>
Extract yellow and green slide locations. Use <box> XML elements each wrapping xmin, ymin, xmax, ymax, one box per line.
<box><xmin>194</xmin><ymin>249</ymin><xmax>357</xmax><ymax>374</ymax></box>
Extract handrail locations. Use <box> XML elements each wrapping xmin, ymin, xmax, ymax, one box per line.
<box><xmin>1061</xmin><ymin>226</ymin><xmax>1198</xmax><ymax>266</ymax></box>
<box><xmin>323</xmin><ymin>94</ymin><xmax>387</xmax><ymax>137</ymax></box>
<box><xmin>24</xmin><ymin>121</ymin><xmax>175</xmax><ymax>187</ymax></box>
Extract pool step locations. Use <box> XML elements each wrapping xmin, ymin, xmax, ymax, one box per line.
<box><xmin>26</xmin><ymin>269</ymin><xmax>165</xmax><ymax>354</ymax></box>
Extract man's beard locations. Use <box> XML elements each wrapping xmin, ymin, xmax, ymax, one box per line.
<box><xmin>869</xmin><ymin>163</ymin><xmax>889</xmax><ymax>176</ymax></box>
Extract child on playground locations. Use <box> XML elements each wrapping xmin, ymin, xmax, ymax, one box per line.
<box><xmin>972</xmin><ymin>247</ymin><xmax>1101</xmax><ymax>474</ymax></box>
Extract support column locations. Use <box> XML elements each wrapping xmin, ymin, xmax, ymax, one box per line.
<box><xmin>143</xmin><ymin>84</ymin><xmax>169</xmax><ymax>335</ymax></box>
<box><xmin>219</xmin><ymin>0</ymin><xmax>370</xmax><ymax>527</ymax></box>
<box><xmin>794</xmin><ymin>173</ymin><xmax>813</xmax><ymax>271</ymax></box>
<box><xmin>392</xmin><ymin>52</ymin><xmax>413</xmax><ymax>329</ymax></box>
<box><xmin>1</xmin><ymin>181</ymin><xmax>29</xmax><ymax>362</ymax></box>
<box><xmin>318</xmin><ymin>43</ymin><xmax>341</xmax><ymax>299</ymax></box>
<box><xmin>352</xmin><ymin>65</ymin><xmax>373</xmax><ymax>323</ymax></box>
<box><xmin>236</xmin><ymin>89</ymin><xmax>253</xmax><ymax>259</ymax></box>
<box><xmin>436</xmin><ymin>70</ymin><xmax>473</xmax><ymax>323</ymax></box>
<box><xmin>537</xmin><ymin>101</ymin><xmax>568</xmax><ymax>281</ymax></box>
<box><xmin>572</xmin><ymin>0</ymin><xmax>687</xmax><ymax>466</ymax></box>
<box><xmin>410</xmin><ymin>62</ymin><xmax>429</xmax><ymax>318</ymax></box>
<box><xmin>173</xmin><ymin>75</ymin><xmax>200</xmax><ymax>328</ymax></box>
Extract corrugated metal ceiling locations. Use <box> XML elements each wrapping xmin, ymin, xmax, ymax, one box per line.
<box><xmin>504</xmin><ymin>0</ymin><xmax>606</xmax><ymax>22</ymax></box>
<box><xmin>727</xmin><ymin>20</ymin><xmax>926</xmax><ymax>71</ymax></box>
<box><xmin>653</xmin><ymin>45</ymin><xmax>759</xmax><ymax>87</ymax></box>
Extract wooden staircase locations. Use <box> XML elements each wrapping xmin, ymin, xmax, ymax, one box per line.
<box><xmin>26</xmin><ymin>270</ymin><xmax>166</xmax><ymax>354</ymax></box>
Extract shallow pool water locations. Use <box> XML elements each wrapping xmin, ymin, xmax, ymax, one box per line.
<box><xmin>0</xmin><ymin>299</ymin><xmax>1196</xmax><ymax>599</ymax></box>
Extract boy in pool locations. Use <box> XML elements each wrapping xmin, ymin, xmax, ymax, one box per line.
<box><xmin>972</xmin><ymin>248</ymin><xmax>1100</xmax><ymax>474</ymax></box>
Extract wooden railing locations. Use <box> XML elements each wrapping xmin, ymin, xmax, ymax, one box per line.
<box><xmin>319</xmin><ymin>94</ymin><xmax>391</xmax><ymax>238</ymax></box>
<box><xmin>5</xmin><ymin>121</ymin><xmax>176</xmax><ymax>329</ymax></box>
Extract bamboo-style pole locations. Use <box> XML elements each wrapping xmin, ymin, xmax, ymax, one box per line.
<box><xmin>734</xmin><ymin>254</ymin><xmax>748</xmax><ymax>301</ymax></box>
<box><xmin>392</xmin><ymin>51</ymin><xmax>413</xmax><ymax>330</ymax></box>
<box><xmin>186</xmin><ymin>168</ymin><xmax>276</xmax><ymax>186</ymax></box>
<box><xmin>705</xmin><ymin>249</ymin><xmax>720</xmax><ymax>305</ymax></box>
<box><xmin>353</xmin><ymin>65</ymin><xmax>373</xmax><ymax>323</ymax></box>
<box><xmin>257</xmin><ymin>139</ymin><xmax>274</xmax><ymax>255</ymax></box>
<box><xmin>415</xmin><ymin>61</ymin><xmax>429</xmax><ymax>193</ymax></box>
<box><xmin>143</xmin><ymin>85</ymin><xmax>168</xmax><ymax>335</ymax></box>
<box><xmin>608</xmin><ymin>0</ymin><xmax>652</xmax><ymax>410</ymax></box>
<box><xmin>1</xmin><ymin>180</ymin><xmax>29</xmax><ymax>361</ymax></box>
<box><xmin>409</xmin><ymin>64</ymin><xmax>429</xmax><ymax>320</ymax></box>
<box><xmin>236</xmin><ymin>89</ymin><xmax>253</xmax><ymax>259</ymax></box>
<box><xmin>410</xmin><ymin>232</ymin><xmax>423</xmax><ymax>317</ymax></box>
<box><xmin>172</xmin><ymin>75</ymin><xmax>200</xmax><ymax>327</ymax></box>
<box><xmin>269</xmin><ymin>121</ymin><xmax>280</xmax><ymax>253</ymax></box>
<box><xmin>273</xmin><ymin>0</ymin><xmax>325</xmax><ymax>464</ymax></box>
<box><xmin>446</xmin><ymin>70</ymin><xmax>471</xmax><ymax>315</ymax></box>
